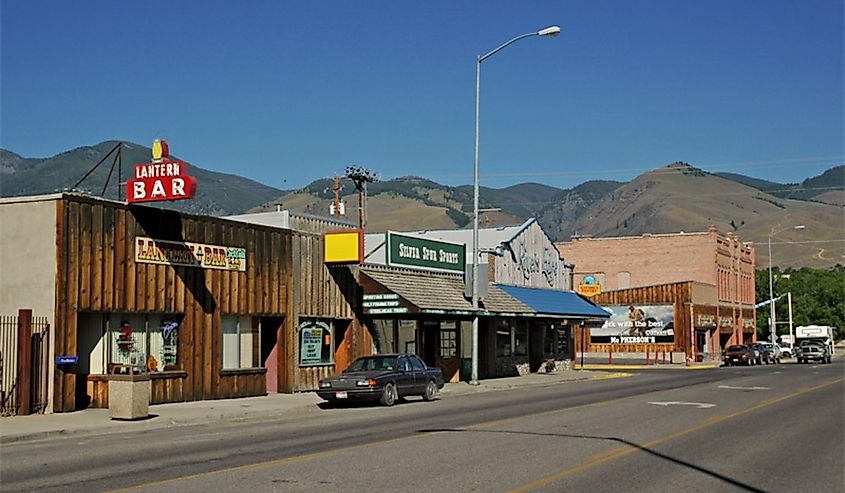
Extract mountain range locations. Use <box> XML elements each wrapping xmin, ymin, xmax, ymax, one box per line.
<box><xmin>2</xmin><ymin>141</ymin><xmax>843</xmax><ymax>269</ymax></box>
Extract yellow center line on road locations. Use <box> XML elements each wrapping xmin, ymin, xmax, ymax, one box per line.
<box><xmin>507</xmin><ymin>376</ymin><xmax>844</xmax><ymax>493</ymax></box>
<box><xmin>108</xmin><ymin>376</ymin><xmax>842</xmax><ymax>493</ymax></box>
<box><xmin>106</xmin><ymin>378</ymin><xmax>633</xmax><ymax>492</ymax></box>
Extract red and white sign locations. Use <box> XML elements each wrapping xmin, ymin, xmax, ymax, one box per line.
<box><xmin>126</xmin><ymin>140</ymin><xmax>197</xmax><ymax>203</ymax></box>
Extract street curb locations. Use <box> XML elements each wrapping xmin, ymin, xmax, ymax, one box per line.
<box><xmin>2</xmin><ymin>371</ymin><xmax>601</xmax><ymax>445</ymax></box>
<box><xmin>576</xmin><ymin>364</ymin><xmax>719</xmax><ymax>371</ymax></box>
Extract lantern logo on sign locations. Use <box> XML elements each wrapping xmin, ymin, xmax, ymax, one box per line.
<box><xmin>126</xmin><ymin>140</ymin><xmax>197</xmax><ymax>203</ymax></box>
<box><xmin>151</xmin><ymin>139</ymin><xmax>169</xmax><ymax>162</ymax></box>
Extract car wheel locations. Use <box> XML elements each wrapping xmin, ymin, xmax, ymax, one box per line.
<box><xmin>423</xmin><ymin>380</ymin><xmax>438</xmax><ymax>401</ymax></box>
<box><xmin>380</xmin><ymin>383</ymin><xmax>397</xmax><ymax>406</ymax></box>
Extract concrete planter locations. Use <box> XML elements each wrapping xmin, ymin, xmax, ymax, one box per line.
<box><xmin>108</xmin><ymin>371</ymin><xmax>150</xmax><ymax>420</ymax></box>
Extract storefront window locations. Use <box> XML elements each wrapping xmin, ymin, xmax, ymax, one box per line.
<box><xmin>514</xmin><ymin>320</ymin><xmax>528</xmax><ymax>356</ymax></box>
<box><xmin>440</xmin><ymin>321</ymin><xmax>457</xmax><ymax>358</ymax></box>
<box><xmin>102</xmin><ymin>313</ymin><xmax>182</xmax><ymax>372</ymax></box>
<box><xmin>543</xmin><ymin>323</ymin><xmax>556</xmax><ymax>355</ymax></box>
<box><xmin>398</xmin><ymin>320</ymin><xmax>416</xmax><ymax>355</ymax></box>
<box><xmin>222</xmin><ymin>315</ymin><xmax>259</xmax><ymax>369</ymax></box>
<box><xmin>299</xmin><ymin>319</ymin><xmax>333</xmax><ymax>366</ymax></box>
<box><xmin>496</xmin><ymin>319</ymin><xmax>512</xmax><ymax>357</ymax></box>
<box><xmin>372</xmin><ymin>319</ymin><xmax>394</xmax><ymax>354</ymax></box>
<box><xmin>557</xmin><ymin>326</ymin><xmax>570</xmax><ymax>356</ymax></box>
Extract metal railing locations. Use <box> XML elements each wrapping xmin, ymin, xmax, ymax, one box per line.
<box><xmin>1</xmin><ymin>314</ymin><xmax>51</xmax><ymax>416</ymax></box>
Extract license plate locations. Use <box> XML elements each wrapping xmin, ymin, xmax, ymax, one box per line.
<box><xmin>335</xmin><ymin>391</ymin><xmax>348</xmax><ymax>399</ymax></box>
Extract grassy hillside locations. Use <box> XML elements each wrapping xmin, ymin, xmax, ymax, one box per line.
<box><xmin>4</xmin><ymin>141</ymin><xmax>841</xmax><ymax>268</ymax></box>
<box><xmin>571</xmin><ymin>163</ymin><xmax>844</xmax><ymax>268</ymax></box>
<box><xmin>0</xmin><ymin>141</ymin><xmax>286</xmax><ymax>215</ymax></box>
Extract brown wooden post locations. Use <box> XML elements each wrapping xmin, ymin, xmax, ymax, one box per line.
<box><xmin>16</xmin><ymin>309</ymin><xmax>33</xmax><ymax>415</ymax></box>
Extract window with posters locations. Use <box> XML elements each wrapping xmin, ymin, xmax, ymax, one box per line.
<box><xmin>76</xmin><ymin>312</ymin><xmax>182</xmax><ymax>374</ymax></box>
<box><xmin>299</xmin><ymin>319</ymin><xmax>333</xmax><ymax>366</ymax></box>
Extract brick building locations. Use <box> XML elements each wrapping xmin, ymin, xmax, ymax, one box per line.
<box><xmin>557</xmin><ymin>227</ymin><xmax>756</xmax><ymax>357</ymax></box>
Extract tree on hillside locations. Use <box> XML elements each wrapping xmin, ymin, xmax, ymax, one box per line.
<box><xmin>756</xmin><ymin>266</ymin><xmax>845</xmax><ymax>341</ymax></box>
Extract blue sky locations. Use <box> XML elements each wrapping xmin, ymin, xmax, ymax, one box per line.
<box><xmin>2</xmin><ymin>1</ymin><xmax>843</xmax><ymax>190</ymax></box>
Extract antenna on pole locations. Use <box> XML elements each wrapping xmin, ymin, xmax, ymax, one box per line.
<box><xmin>345</xmin><ymin>166</ymin><xmax>376</xmax><ymax>231</ymax></box>
<box><xmin>330</xmin><ymin>175</ymin><xmax>346</xmax><ymax>218</ymax></box>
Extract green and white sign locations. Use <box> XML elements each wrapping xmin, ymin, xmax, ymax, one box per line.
<box><xmin>386</xmin><ymin>232</ymin><xmax>465</xmax><ymax>273</ymax></box>
<box><xmin>299</xmin><ymin>321</ymin><xmax>329</xmax><ymax>365</ymax></box>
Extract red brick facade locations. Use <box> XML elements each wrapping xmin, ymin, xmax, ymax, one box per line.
<box><xmin>557</xmin><ymin>227</ymin><xmax>757</xmax><ymax>356</ymax></box>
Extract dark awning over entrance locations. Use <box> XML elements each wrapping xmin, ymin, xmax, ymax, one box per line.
<box><xmin>494</xmin><ymin>284</ymin><xmax>610</xmax><ymax>319</ymax></box>
<box><xmin>361</xmin><ymin>267</ymin><xmax>533</xmax><ymax>316</ymax></box>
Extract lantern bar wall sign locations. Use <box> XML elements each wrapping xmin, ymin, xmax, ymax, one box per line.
<box><xmin>127</xmin><ymin>140</ymin><xmax>198</xmax><ymax>203</ymax></box>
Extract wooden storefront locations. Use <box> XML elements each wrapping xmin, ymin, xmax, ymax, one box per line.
<box><xmin>287</xmin><ymin>229</ymin><xmax>371</xmax><ymax>392</ymax></box>
<box><xmin>54</xmin><ymin>195</ymin><xmax>289</xmax><ymax>411</ymax></box>
<box><xmin>38</xmin><ymin>193</ymin><xmax>369</xmax><ymax>411</ymax></box>
<box><xmin>577</xmin><ymin>281</ymin><xmax>755</xmax><ymax>359</ymax></box>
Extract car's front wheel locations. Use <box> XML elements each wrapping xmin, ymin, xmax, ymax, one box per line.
<box><xmin>423</xmin><ymin>380</ymin><xmax>438</xmax><ymax>401</ymax></box>
<box><xmin>380</xmin><ymin>383</ymin><xmax>397</xmax><ymax>406</ymax></box>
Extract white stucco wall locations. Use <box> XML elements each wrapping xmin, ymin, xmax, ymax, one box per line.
<box><xmin>0</xmin><ymin>196</ymin><xmax>58</xmax><ymax>319</ymax></box>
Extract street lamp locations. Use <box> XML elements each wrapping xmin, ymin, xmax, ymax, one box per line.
<box><xmin>768</xmin><ymin>224</ymin><xmax>804</xmax><ymax>343</ymax></box>
<box><xmin>470</xmin><ymin>25</ymin><xmax>560</xmax><ymax>385</ymax></box>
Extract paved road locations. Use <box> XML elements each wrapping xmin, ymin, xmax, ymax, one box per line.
<box><xmin>1</xmin><ymin>361</ymin><xmax>842</xmax><ymax>492</ymax></box>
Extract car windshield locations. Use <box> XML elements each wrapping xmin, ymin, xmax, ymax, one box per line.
<box><xmin>347</xmin><ymin>356</ymin><xmax>397</xmax><ymax>372</ymax></box>
<box><xmin>727</xmin><ymin>345</ymin><xmax>745</xmax><ymax>351</ymax></box>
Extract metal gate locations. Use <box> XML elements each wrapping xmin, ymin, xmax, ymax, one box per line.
<box><xmin>1</xmin><ymin>312</ymin><xmax>51</xmax><ymax>415</ymax></box>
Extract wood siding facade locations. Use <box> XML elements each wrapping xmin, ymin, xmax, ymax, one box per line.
<box><xmin>287</xmin><ymin>231</ymin><xmax>371</xmax><ymax>392</ymax></box>
<box><xmin>491</xmin><ymin>221</ymin><xmax>572</xmax><ymax>290</ymax></box>
<box><xmin>578</xmin><ymin>281</ymin><xmax>756</xmax><ymax>358</ymax></box>
<box><xmin>49</xmin><ymin>194</ymin><xmax>369</xmax><ymax>412</ymax></box>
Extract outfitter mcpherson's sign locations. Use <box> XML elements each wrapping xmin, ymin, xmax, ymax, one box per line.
<box><xmin>386</xmin><ymin>232</ymin><xmax>465</xmax><ymax>273</ymax></box>
<box><xmin>127</xmin><ymin>140</ymin><xmax>197</xmax><ymax>203</ymax></box>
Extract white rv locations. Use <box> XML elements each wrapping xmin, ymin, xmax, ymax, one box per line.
<box><xmin>795</xmin><ymin>325</ymin><xmax>835</xmax><ymax>356</ymax></box>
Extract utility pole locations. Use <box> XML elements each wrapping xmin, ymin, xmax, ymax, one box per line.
<box><xmin>332</xmin><ymin>175</ymin><xmax>342</xmax><ymax>219</ymax></box>
<box><xmin>345</xmin><ymin>166</ymin><xmax>375</xmax><ymax>231</ymax></box>
<box><xmin>787</xmin><ymin>291</ymin><xmax>794</xmax><ymax>343</ymax></box>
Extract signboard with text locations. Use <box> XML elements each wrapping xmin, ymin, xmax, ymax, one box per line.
<box><xmin>135</xmin><ymin>236</ymin><xmax>247</xmax><ymax>271</ymax></box>
<box><xmin>577</xmin><ymin>275</ymin><xmax>602</xmax><ymax>297</ymax></box>
<box><xmin>299</xmin><ymin>320</ymin><xmax>330</xmax><ymax>366</ymax></box>
<box><xmin>591</xmin><ymin>304</ymin><xmax>675</xmax><ymax>344</ymax></box>
<box><xmin>362</xmin><ymin>293</ymin><xmax>409</xmax><ymax>315</ymax></box>
<box><xmin>126</xmin><ymin>140</ymin><xmax>197</xmax><ymax>203</ymax></box>
<box><xmin>386</xmin><ymin>232</ymin><xmax>465</xmax><ymax>273</ymax></box>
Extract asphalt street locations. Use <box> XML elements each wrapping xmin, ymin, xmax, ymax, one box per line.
<box><xmin>1</xmin><ymin>361</ymin><xmax>842</xmax><ymax>493</ymax></box>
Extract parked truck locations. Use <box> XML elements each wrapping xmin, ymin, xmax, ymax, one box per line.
<box><xmin>795</xmin><ymin>325</ymin><xmax>836</xmax><ymax>357</ymax></box>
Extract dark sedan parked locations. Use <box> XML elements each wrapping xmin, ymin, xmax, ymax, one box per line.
<box><xmin>722</xmin><ymin>344</ymin><xmax>755</xmax><ymax>366</ymax></box>
<box><xmin>316</xmin><ymin>353</ymin><xmax>445</xmax><ymax>406</ymax></box>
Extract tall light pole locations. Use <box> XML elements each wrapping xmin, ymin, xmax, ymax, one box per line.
<box><xmin>768</xmin><ymin>224</ymin><xmax>804</xmax><ymax>343</ymax></box>
<box><xmin>470</xmin><ymin>25</ymin><xmax>560</xmax><ymax>385</ymax></box>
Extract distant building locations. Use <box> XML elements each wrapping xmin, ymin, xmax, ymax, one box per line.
<box><xmin>361</xmin><ymin>219</ymin><xmax>608</xmax><ymax>380</ymax></box>
<box><xmin>556</xmin><ymin>226</ymin><xmax>756</xmax><ymax>356</ymax></box>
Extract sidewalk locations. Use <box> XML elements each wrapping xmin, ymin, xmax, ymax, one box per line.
<box><xmin>0</xmin><ymin>369</ymin><xmax>604</xmax><ymax>444</ymax></box>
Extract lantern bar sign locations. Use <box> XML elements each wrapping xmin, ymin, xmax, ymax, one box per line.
<box><xmin>126</xmin><ymin>140</ymin><xmax>198</xmax><ymax>203</ymax></box>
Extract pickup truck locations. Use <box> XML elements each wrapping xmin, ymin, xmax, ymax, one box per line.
<box><xmin>795</xmin><ymin>325</ymin><xmax>836</xmax><ymax>358</ymax></box>
<box><xmin>317</xmin><ymin>353</ymin><xmax>444</xmax><ymax>406</ymax></box>
<box><xmin>796</xmin><ymin>340</ymin><xmax>832</xmax><ymax>364</ymax></box>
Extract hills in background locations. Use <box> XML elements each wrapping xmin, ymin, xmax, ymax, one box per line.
<box><xmin>0</xmin><ymin>142</ymin><xmax>283</xmax><ymax>215</ymax></box>
<box><xmin>1</xmin><ymin>141</ymin><xmax>842</xmax><ymax>268</ymax></box>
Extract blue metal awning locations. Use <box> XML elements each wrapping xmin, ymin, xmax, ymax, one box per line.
<box><xmin>494</xmin><ymin>284</ymin><xmax>610</xmax><ymax>318</ymax></box>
